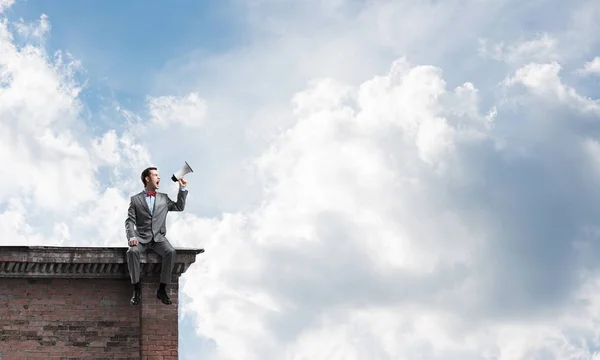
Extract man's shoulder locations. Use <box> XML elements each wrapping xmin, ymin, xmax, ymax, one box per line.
<box><xmin>130</xmin><ymin>191</ymin><xmax>144</xmax><ymax>199</ymax></box>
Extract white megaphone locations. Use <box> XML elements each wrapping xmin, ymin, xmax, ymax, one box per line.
<box><xmin>171</xmin><ymin>161</ymin><xmax>194</xmax><ymax>182</ymax></box>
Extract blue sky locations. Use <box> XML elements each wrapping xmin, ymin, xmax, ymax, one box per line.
<box><xmin>6</xmin><ymin>0</ymin><xmax>242</xmax><ymax>96</ymax></box>
<box><xmin>3</xmin><ymin>0</ymin><xmax>600</xmax><ymax>359</ymax></box>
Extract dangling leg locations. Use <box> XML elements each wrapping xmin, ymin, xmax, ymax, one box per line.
<box><xmin>126</xmin><ymin>243</ymin><xmax>145</xmax><ymax>305</ymax></box>
<box><xmin>150</xmin><ymin>239</ymin><xmax>176</xmax><ymax>305</ymax></box>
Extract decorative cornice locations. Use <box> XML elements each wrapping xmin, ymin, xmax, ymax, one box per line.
<box><xmin>0</xmin><ymin>246</ymin><xmax>204</xmax><ymax>279</ymax></box>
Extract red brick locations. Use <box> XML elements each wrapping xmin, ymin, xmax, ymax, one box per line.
<box><xmin>0</xmin><ymin>246</ymin><xmax>202</xmax><ymax>359</ymax></box>
<box><xmin>0</xmin><ymin>278</ymin><xmax>138</xmax><ymax>358</ymax></box>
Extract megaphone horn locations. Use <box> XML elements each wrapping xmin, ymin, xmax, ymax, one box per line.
<box><xmin>172</xmin><ymin>161</ymin><xmax>194</xmax><ymax>182</ymax></box>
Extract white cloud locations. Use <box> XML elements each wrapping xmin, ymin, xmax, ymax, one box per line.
<box><xmin>14</xmin><ymin>14</ymin><xmax>51</xmax><ymax>40</ymax></box>
<box><xmin>175</xmin><ymin>52</ymin><xmax>600</xmax><ymax>359</ymax></box>
<box><xmin>0</xmin><ymin>17</ymin><xmax>97</xmax><ymax>212</ymax></box>
<box><xmin>147</xmin><ymin>92</ymin><xmax>207</xmax><ymax>128</ymax></box>
<box><xmin>0</xmin><ymin>0</ymin><xmax>14</xmax><ymax>14</ymax></box>
<box><xmin>479</xmin><ymin>33</ymin><xmax>562</xmax><ymax>65</ymax></box>
<box><xmin>0</xmin><ymin>198</ymin><xmax>42</xmax><ymax>246</ymax></box>
<box><xmin>503</xmin><ymin>62</ymin><xmax>600</xmax><ymax>114</ymax></box>
<box><xmin>91</xmin><ymin>130</ymin><xmax>122</xmax><ymax>165</ymax></box>
<box><xmin>577</xmin><ymin>56</ymin><xmax>600</xmax><ymax>76</ymax></box>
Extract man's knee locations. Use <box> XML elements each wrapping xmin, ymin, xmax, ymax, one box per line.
<box><xmin>165</xmin><ymin>246</ymin><xmax>176</xmax><ymax>258</ymax></box>
<box><xmin>127</xmin><ymin>246</ymin><xmax>141</xmax><ymax>258</ymax></box>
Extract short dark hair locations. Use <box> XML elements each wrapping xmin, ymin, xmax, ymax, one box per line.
<box><xmin>141</xmin><ymin>167</ymin><xmax>157</xmax><ymax>186</ymax></box>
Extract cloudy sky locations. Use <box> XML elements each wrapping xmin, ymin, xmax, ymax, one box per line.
<box><xmin>2</xmin><ymin>0</ymin><xmax>600</xmax><ymax>359</ymax></box>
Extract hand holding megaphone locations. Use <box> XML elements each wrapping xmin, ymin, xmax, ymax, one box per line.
<box><xmin>172</xmin><ymin>161</ymin><xmax>194</xmax><ymax>182</ymax></box>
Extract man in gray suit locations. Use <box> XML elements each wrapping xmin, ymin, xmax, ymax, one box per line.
<box><xmin>125</xmin><ymin>166</ymin><xmax>188</xmax><ymax>305</ymax></box>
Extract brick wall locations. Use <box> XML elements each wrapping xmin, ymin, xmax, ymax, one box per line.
<box><xmin>139</xmin><ymin>277</ymin><xmax>179</xmax><ymax>359</ymax></box>
<box><xmin>0</xmin><ymin>278</ymin><xmax>140</xmax><ymax>359</ymax></box>
<box><xmin>0</xmin><ymin>246</ymin><xmax>202</xmax><ymax>360</ymax></box>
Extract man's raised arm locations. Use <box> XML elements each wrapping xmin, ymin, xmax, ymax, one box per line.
<box><xmin>168</xmin><ymin>178</ymin><xmax>188</xmax><ymax>212</ymax></box>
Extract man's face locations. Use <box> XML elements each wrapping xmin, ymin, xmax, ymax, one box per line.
<box><xmin>146</xmin><ymin>169</ymin><xmax>160</xmax><ymax>189</ymax></box>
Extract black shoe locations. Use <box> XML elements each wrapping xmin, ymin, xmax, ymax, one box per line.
<box><xmin>130</xmin><ymin>288</ymin><xmax>141</xmax><ymax>305</ymax></box>
<box><xmin>157</xmin><ymin>290</ymin><xmax>172</xmax><ymax>305</ymax></box>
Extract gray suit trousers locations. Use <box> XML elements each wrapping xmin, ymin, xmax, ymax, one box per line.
<box><xmin>126</xmin><ymin>239</ymin><xmax>176</xmax><ymax>284</ymax></box>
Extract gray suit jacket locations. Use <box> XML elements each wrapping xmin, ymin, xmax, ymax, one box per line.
<box><xmin>125</xmin><ymin>189</ymin><xmax>188</xmax><ymax>244</ymax></box>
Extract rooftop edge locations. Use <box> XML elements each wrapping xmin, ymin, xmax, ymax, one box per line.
<box><xmin>0</xmin><ymin>246</ymin><xmax>205</xmax><ymax>279</ymax></box>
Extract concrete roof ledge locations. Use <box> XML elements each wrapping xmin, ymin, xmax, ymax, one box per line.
<box><xmin>0</xmin><ymin>246</ymin><xmax>204</xmax><ymax>279</ymax></box>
